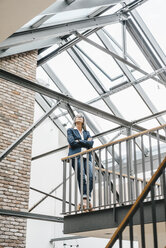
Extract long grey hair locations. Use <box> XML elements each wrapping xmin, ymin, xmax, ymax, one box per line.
<box><xmin>72</xmin><ymin>113</ymin><xmax>87</xmax><ymax>131</ymax></box>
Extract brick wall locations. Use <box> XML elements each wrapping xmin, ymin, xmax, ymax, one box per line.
<box><xmin>0</xmin><ymin>51</ymin><xmax>37</xmax><ymax>248</ymax></box>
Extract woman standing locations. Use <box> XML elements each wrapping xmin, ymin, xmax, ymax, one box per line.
<box><xmin>67</xmin><ymin>113</ymin><xmax>94</xmax><ymax>211</ymax></box>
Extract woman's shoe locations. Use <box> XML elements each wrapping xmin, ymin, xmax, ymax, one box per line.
<box><xmin>88</xmin><ymin>202</ymin><xmax>93</xmax><ymax>212</ymax></box>
<box><xmin>77</xmin><ymin>203</ymin><xmax>88</xmax><ymax>212</ymax></box>
<box><xmin>77</xmin><ymin>203</ymin><xmax>81</xmax><ymax>211</ymax></box>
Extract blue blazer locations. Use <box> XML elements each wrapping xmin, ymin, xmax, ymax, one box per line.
<box><xmin>67</xmin><ymin>128</ymin><xmax>94</xmax><ymax>161</ymax></box>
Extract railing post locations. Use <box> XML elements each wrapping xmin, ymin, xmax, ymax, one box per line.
<box><xmin>119</xmin><ymin>142</ymin><xmax>123</xmax><ymax>205</ymax></box>
<box><xmin>105</xmin><ymin>147</ymin><xmax>109</xmax><ymax>207</ymax></box>
<box><xmin>98</xmin><ymin>149</ymin><xmax>102</xmax><ymax>210</ymax></box>
<box><xmin>126</xmin><ymin>139</ymin><xmax>131</xmax><ymax>203</ymax></box>
<box><xmin>62</xmin><ymin>160</ymin><xmax>67</xmax><ymax>214</ymax></box>
<box><xmin>92</xmin><ymin>151</ymin><xmax>96</xmax><ymax>209</ymax></box>
<box><xmin>80</xmin><ymin>155</ymin><xmax>84</xmax><ymax>212</ymax></box>
<box><xmin>141</xmin><ymin>135</ymin><xmax>146</xmax><ymax>188</ymax></box>
<box><xmin>133</xmin><ymin>137</ymin><xmax>138</xmax><ymax>199</ymax></box>
<box><xmin>157</xmin><ymin>129</ymin><xmax>163</xmax><ymax>197</ymax></box>
<box><xmin>86</xmin><ymin>153</ymin><xmax>90</xmax><ymax>209</ymax></box>
<box><xmin>112</xmin><ymin>145</ymin><xmax>116</xmax><ymax>206</ymax></box>
<box><xmin>74</xmin><ymin>157</ymin><xmax>78</xmax><ymax>213</ymax></box>
<box><xmin>69</xmin><ymin>159</ymin><xmax>72</xmax><ymax>213</ymax></box>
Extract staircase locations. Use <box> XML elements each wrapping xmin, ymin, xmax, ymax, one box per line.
<box><xmin>106</xmin><ymin>156</ymin><xmax>166</xmax><ymax>248</ymax></box>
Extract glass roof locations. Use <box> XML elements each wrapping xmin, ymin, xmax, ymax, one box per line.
<box><xmin>32</xmin><ymin>0</ymin><xmax>166</xmax><ymax>145</ymax></box>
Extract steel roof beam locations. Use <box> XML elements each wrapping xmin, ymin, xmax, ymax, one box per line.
<box><xmin>0</xmin><ymin>68</ymin><xmax>131</xmax><ymax>128</ymax></box>
<box><xmin>0</xmin><ymin>13</ymin><xmax>127</xmax><ymax>51</ymax></box>
<box><xmin>0</xmin><ymin>37</ymin><xmax>61</xmax><ymax>59</ymax></box>
<box><xmin>0</xmin><ymin>68</ymin><xmax>159</xmax><ymax>135</ymax></box>
<box><xmin>0</xmin><ymin>209</ymin><xmax>63</xmax><ymax>223</ymax></box>
<box><xmin>126</xmin><ymin>18</ymin><xmax>166</xmax><ymax>83</ymax></box>
<box><xmin>131</xmin><ymin>9</ymin><xmax>166</xmax><ymax>68</ymax></box>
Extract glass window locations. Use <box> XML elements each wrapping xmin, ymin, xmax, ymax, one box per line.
<box><xmin>137</xmin><ymin>0</ymin><xmax>166</xmax><ymax>54</ymax></box>
<box><xmin>141</xmin><ymin>79</ymin><xmax>166</xmax><ymax>112</ymax></box>
<box><xmin>110</xmin><ymin>86</ymin><xmax>152</xmax><ymax>121</ymax></box>
<box><xmin>47</xmin><ymin>52</ymin><xmax>99</xmax><ymax>102</ymax></box>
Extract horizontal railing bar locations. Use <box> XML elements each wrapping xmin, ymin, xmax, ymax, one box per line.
<box><xmin>62</xmin><ymin>194</ymin><xmax>164</xmax><ymax>215</ymax></box>
<box><xmin>94</xmin><ymin>167</ymin><xmax>160</xmax><ymax>185</ymax></box>
<box><xmin>62</xmin><ymin>124</ymin><xmax>166</xmax><ymax>161</ymax></box>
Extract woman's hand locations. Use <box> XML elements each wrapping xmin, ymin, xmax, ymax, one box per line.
<box><xmin>88</xmin><ymin>137</ymin><xmax>92</xmax><ymax>141</ymax></box>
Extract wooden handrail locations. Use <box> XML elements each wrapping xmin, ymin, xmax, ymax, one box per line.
<box><xmin>95</xmin><ymin>166</ymin><xmax>160</xmax><ymax>186</ymax></box>
<box><xmin>61</xmin><ymin>123</ymin><xmax>166</xmax><ymax>161</ymax></box>
<box><xmin>105</xmin><ymin>156</ymin><xmax>166</xmax><ymax>248</ymax></box>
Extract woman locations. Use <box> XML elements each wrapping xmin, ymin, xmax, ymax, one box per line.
<box><xmin>67</xmin><ymin>113</ymin><xmax>94</xmax><ymax>211</ymax></box>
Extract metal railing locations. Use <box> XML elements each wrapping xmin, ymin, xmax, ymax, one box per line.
<box><xmin>61</xmin><ymin>124</ymin><xmax>166</xmax><ymax>215</ymax></box>
<box><xmin>105</xmin><ymin>156</ymin><xmax>166</xmax><ymax>248</ymax></box>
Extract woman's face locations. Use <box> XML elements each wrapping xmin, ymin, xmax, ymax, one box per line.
<box><xmin>75</xmin><ymin>117</ymin><xmax>84</xmax><ymax>124</ymax></box>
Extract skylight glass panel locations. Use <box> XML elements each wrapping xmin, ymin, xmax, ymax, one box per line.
<box><xmin>104</xmin><ymin>23</ymin><xmax>124</xmax><ymax>50</ymax></box>
<box><xmin>47</xmin><ymin>52</ymin><xmax>99</xmax><ymax>102</ymax></box>
<box><xmin>76</xmin><ymin>43</ymin><xmax>129</xmax><ymax>91</ymax></box>
<box><xmin>36</xmin><ymin>67</ymin><xmax>61</xmax><ymax>92</ymax></box>
<box><xmin>90</xmin><ymin>99</ymin><xmax>114</xmax><ymax>114</ymax></box>
<box><xmin>43</xmin><ymin>7</ymin><xmax>99</xmax><ymax>26</ymax></box>
<box><xmin>38</xmin><ymin>44</ymin><xmax>59</xmax><ymax>57</ymax></box>
<box><xmin>78</xmin><ymin>33</ymin><xmax>123</xmax><ymax>79</ymax></box>
<box><xmin>137</xmin><ymin>118</ymin><xmax>160</xmax><ymax>130</ymax></box>
<box><xmin>140</xmin><ymin>79</ymin><xmax>166</xmax><ymax>112</ymax></box>
<box><xmin>137</xmin><ymin>0</ymin><xmax>166</xmax><ymax>54</ymax></box>
<box><xmin>126</xmin><ymin>25</ymin><xmax>155</xmax><ymax>73</ymax></box>
<box><xmin>100</xmin><ymin>3</ymin><xmax>122</xmax><ymax>16</ymax></box>
<box><xmin>110</xmin><ymin>86</ymin><xmax>152</xmax><ymax>121</ymax></box>
<box><xmin>85</xmin><ymin>112</ymin><xmax>119</xmax><ymax>134</ymax></box>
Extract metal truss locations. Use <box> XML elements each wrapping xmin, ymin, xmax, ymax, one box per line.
<box><xmin>0</xmin><ymin>208</ymin><xmax>63</xmax><ymax>223</ymax></box>
<box><xmin>75</xmin><ymin>43</ymin><xmax>135</xmax><ymax>82</ymax></box>
<box><xmin>29</xmin><ymin>177</ymin><xmax>67</xmax><ymax>212</ymax></box>
<box><xmin>96</xmin><ymin>30</ymin><xmax>166</xmax><ymax>125</ymax></box>
<box><xmin>30</xmin><ymin>186</ymin><xmax>74</xmax><ymax>207</ymax></box>
<box><xmin>0</xmin><ymin>68</ymin><xmax>164</xmax><ymax>138</ymax></box>
<box><xmin>67</xmin><ymin>46</ymin><xmax>123</xmax><ymax>117</ymax></box>
<box><xmin>67</xmin><ymin>45</ymin><xmax>133</xmax><ymax>161</ymax></box>
<box><xmin>36</xmin><ymin>0</ymin><xmax>147</xmax><ymax>66</ymax></box>
<box><xmin>37</xmin><ymin>28</ymin><xmax>100</xmax><ymax>66</ymax></box>
<box><xmin>86</xmin><ymin>66</ymin><xmax>166</xmax><ymax>103</ymax></box>
<box><xmin>67</xmin><ymin>38</ymin><xmax>149</xmax><ymax>155</ymax></box>
<box><xmin>76</xmin><ymin>32</ymin><xmax>166</xmax><ymax>86</ymax></box>
<box><xmin>0</xmin><ymin>100</ymin><xmax>61</xmax><ymax>162</ymax></box>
